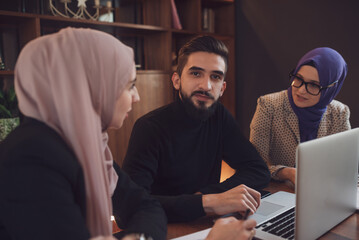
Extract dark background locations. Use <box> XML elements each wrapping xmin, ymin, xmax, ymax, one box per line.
<box><xmin>235</xmin><ymin>0</ymin><xmax>359</xmax><ymax>137</ymax></box>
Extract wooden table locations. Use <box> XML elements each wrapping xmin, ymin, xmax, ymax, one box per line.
<box><xmin>167</xmin><ymin>181</ymin><xmax>359</xmax><ymax>240</ymax></box>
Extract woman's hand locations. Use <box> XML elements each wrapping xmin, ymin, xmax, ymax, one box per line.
<box><xmin>206</xmin><ymin>217</ymin><xmax>257</xmax><ymax>240</ymax></box>
<box><xmin>277</xmin><ymin>167</ymin><xmax>296</xmax><ymax>185</ymax></box>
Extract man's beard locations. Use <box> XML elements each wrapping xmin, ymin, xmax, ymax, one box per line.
<box><xmin>180</xmin><ymin>89</ymin><xmax>218</xmax><ymax>121</ymax></box>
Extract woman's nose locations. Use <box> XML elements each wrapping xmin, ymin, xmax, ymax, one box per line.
<box><xmin>133</xmin><ymin>87</ymin><xmax>140</xmax><ymax>102</ymax></box>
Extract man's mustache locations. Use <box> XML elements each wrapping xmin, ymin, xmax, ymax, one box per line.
<box><xmin>191</xmin><ymin>91</ymin><xmax>215</xmax><ymax>100</ymax></box>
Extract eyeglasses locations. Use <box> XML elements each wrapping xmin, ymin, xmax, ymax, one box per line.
<box><xmin>289</xmin><ymin>72</ymin><xmax>338</xmax><ymax>96</ymax></box>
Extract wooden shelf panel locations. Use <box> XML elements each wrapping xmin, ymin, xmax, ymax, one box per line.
<box><xmin>202</xmin><ymin>0</ymin><xmax>234</xmax><ymax>8</ymax></box>
<box><xmin>0</xmin><ymin>10</ymin><xmax>168</xmax><ymax>34</ymax></box>
<box><xmin>39</xmin><ymin>14</ymin><xmax>168</xmax><ymax>33</ymax></box>
<box><xmin>0</xmin><ymin>70</ymin><xmax>168</xmax><ymax>77</ymax></box>
<box><xmin>0</xmin><ymin>71</ymin><xmax>14</xmax><ymax>76</ymax></box>
<box><xmin>136</xmin><ymin>70</ymin><xmax>167</xmax><ymax>74</ymax></box>
<box><xmin>0</xmin><ymin>70</ymin><xmax>170</xmax><ymax>77</ymax></box>
<box><xmin>0</xmin><ymin>10</ymin><xmax>38</xmax><ymax>21</ymax></box>
<box><xmin>171</xmin><ymin>29</ymin><xmax>234</xmax><ymax>39</ymax></box>
<box><xmin>171</xmin><ymin>29</ymin><xmax>198</xmax><ymax>35</ymax></box>
<box><xmin>204</xmin><ymin>0</ymin><xmax>234</xmax><ymax>2</ymax></box>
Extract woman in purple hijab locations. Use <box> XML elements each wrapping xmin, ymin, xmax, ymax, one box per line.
<box><xmin>250</xmin><ymin>47</ymin><xmax>350</xmax><ymax>184</ymax></box>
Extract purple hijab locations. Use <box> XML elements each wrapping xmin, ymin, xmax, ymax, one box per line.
<box><xmin>287</xmin><ymin>47</ymin><xmax>347</xmax><ymax>142</ymax></box>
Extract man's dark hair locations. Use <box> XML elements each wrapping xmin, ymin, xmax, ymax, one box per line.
<box><xmin>176</xmin><ymin>35</ymin><xmax>229</xmax><ymax>77</ymax></box>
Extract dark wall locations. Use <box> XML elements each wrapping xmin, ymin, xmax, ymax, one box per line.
<box><xmin>235</xmin><ymin>0</ymin><xmax>359</xmax><ymax>137</ymax></box>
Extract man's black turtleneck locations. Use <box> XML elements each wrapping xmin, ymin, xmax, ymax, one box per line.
<box><xmin>122</xmin><ymin>98</ymin><xmax>270</xmax><ymax>222</ymax></box>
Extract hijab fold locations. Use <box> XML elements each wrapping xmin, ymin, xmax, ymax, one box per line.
<box><xmin>287</xmin><ymin>47</ymin><xmax>347</xmax><ymax>142</ymax></box>
<box><xmin>14</xmin><ymin>27</ymin><xmax>135</xmax><ymax>237</ymax></box>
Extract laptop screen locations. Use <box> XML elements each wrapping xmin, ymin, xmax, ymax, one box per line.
<box><xmin>295</xmin><ymin>128</ymin><xmax>359</xmax><ymax>239</ymax></box>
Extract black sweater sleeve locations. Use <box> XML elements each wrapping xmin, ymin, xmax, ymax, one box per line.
<box><xmin>112</xmin><ymin>163</ymin><xmax>167</xmax><ymax>240</ymax></box>
<box><xmin>123</xmin><ymin>119</ymin><xmax>206</xmax><ymax>223</ymax></box>
<box><xmin>198</xmin><ymin>108</ymin><xmax>271</xmax><ymax>194</ymax></box>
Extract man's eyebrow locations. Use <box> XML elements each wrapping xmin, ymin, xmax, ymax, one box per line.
<box><xmin>188</xmin><ymin>66</ymin><xmax>205</xmax><ymax>71</ymax></box>
<box><xmin>188</xmin><ymin>66</ymin><xmax>224</xmax><ymax>76</ymax></box>
<box><xmin>212</xmin><ymin>70</ymin><xmax>224</xmax><ymax>76</ymax></box>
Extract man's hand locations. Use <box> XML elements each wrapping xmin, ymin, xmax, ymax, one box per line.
<box><xmin>206</xmin><ymin>217</ymin><xmax>256</xmax><ymax>240</ymax></box>
<box><xmin>202</xmin><ymin>184</ymin><xmax>261</xmax><ymax>216</ymax></box>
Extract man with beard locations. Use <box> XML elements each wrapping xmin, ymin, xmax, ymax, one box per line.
<box><xmin>122</xmin><ymin>36</ymin><xmax>271</xmax><ymax>223</ymax></box>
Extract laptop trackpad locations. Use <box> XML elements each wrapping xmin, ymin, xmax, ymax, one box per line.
<box><xmin>256</xmin><ymin>201</ymin><xmax>285</xmax><ymax>216</ymax></box>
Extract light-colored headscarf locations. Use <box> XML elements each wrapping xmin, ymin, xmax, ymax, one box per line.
<box><xmin>14</xmin><ymin>27</ymin><xmax>136</xmax><ymax>238</ymax></box>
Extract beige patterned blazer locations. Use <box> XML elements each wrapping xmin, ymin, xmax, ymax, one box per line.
<box><xmin>250</xmin><ymin>90</ymin><xmax>351</xmax><ymax>179</ymax></box>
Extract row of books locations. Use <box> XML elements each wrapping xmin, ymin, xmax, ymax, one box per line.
<box><xmin>0</xmin><ymin>28</ymin><xmax>148</xmax><ymax>71</ymax></box>
<box><xmin>1</xmin><ymin>0</ymin><xmax>59</xmax><ymax>15</ymax></box>
<box><xmin>1</xmin><ymin>1</ymin><xmax>216</xmax><ymax>32</ymax></box>
<box><xmin>202</xmin><ymin>8</ymin><xmax>216</xmax><ymax>33</ymax></box>
<box><xmin>171</xmin><ymin>1</ymin><xmax>216</xmax><ymax>32</ymax></box>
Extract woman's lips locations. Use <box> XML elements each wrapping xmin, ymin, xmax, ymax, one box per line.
<box><xmin>126</xmin><ymin>109</ymin><xmax>132</xmax><ymax>118</ymax></box>
<box><xmin>295</xmin><ymin>94</ymin><xmax>308</xmax><ymax>102</ymax></box>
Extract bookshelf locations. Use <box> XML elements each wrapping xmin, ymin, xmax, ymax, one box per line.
<box><xmin>0</xmin><ymin>0</ymin><xmax>235</xmax><ymax>166</ymax></box>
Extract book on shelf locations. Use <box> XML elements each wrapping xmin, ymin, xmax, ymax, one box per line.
<box><xmin>4</xmin><ymin>0</ymin><xmax>50</xmax><ymax>14</ymax></box>
<box><xmin>20</xmin><ymin>0</ymin><xmax>41</xmax><ymax>13</ymax></box>
<box><xmin>118</xmin><ymin>36</ymin><xmax>144</xmax><ymax>70</ymax></box>
<box><xmin>202</xmin><ymin>8</ymin><xmax>215</xmax><ymax>33</ymax></box>
<box><xmin>0</xmin><ymin>31</ymin><xmax>5</xmax><ymax>71</ymax></box>
<box><xmin>0</xmin><ymin>58</ymin><xmax>5</xmax><ymax>71</ymax></box>
<box><xmin>171</xmin><ymin>0</ymin><xmax>182</xmax><ymax>29</ymax></box>
<box><xmin>1</xmin><ymin>29</ymin><xmax>19</xmax><ymax>71</ymax></box>
<box><xmin>115</xmin><ymin>0</ymin><xmax>143</xmax><ymax>24</ymax></box>
<box><xmin>0</xmin><ymin>1</ymin><xmax>21</xmax><ymax>12</ymax></box>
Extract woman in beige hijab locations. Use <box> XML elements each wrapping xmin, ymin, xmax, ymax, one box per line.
<box><xmin>0</xmin><ymin>27</ymin><xmax>167</xmax><ymax>240</ymax></box>
<box><xmin>0</xmin><ymin>27</ymin><xmax>256</xmax><ymax>240</ymax></box>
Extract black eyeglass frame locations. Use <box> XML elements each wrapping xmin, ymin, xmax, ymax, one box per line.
<box><xmin>289</xmin><ymin>72</ymin><xmax>339</xmax><ymax>96</ymax></box>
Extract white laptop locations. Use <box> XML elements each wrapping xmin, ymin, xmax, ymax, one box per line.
<box><xmin>172</xmin><ymin>128</ymin><xmax>359</xmax><ymax>240</ymax></box>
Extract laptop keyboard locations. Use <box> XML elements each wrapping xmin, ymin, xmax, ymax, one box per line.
<box><xmin>255</xmin><ymin>207</ymin><xmax>295</xmax><ymax>240</ymax></box>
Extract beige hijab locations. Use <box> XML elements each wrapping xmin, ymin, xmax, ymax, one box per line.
<box><xmin>14</xmin><ymin>27</ymin><xmax>135</xmax><ymax>238</ymax></box>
